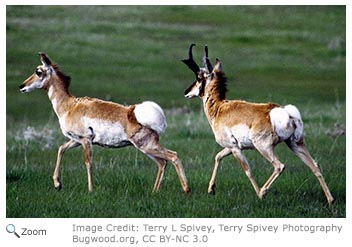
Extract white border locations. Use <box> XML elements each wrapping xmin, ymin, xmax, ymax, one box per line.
<box><xmin>1</xmin><ymin>1</ymin><xmax>350</xmax><ymax>246</ymax></box>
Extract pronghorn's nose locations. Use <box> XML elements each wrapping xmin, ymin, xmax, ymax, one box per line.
<box><xmin>19</xmin><ymin>84</ymin><xmax>27</xmax><ymax>93</ymax></box>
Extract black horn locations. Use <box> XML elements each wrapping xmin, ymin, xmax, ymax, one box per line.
<box><xmin>182</xmin><ymin>44</ymin><xmax>200</xmax><ymax>76</ymax></box>
<box><xmin>202</xmin><ymin>45</ymin><xmax>213</xmax><ymax>72</ymax></box>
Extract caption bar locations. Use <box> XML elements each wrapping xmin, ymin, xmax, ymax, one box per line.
<box><xmin>71</xmin><ymin>222</ymin><xmax>343</xmax><ymax>245</ymax></box>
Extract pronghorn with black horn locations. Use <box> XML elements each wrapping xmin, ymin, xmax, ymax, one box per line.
<box><xmin>182</xmin><ymin>44</ymin><xmax>333</xmax><ymax>205</ymax></box>
<box><xmin>19</xmin><ymin>53</ymin><xmax>191</xmax><ymax>194</ymax></box>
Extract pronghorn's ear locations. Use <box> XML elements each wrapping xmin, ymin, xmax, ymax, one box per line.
<box><xmin>38</xmin><ymin>52</ymin><xmax>52</xmax><ymax>66</ymax></box>
<box><xmin>212</xmin><ymin>58</ymin><xmax>222</xmax><ymax>73</ymax></box>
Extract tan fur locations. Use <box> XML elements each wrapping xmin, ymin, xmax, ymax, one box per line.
<box><xmin>213</xmin><ymin>101</ymin><xmax>278</xmax><ymax>128</ymax></box>
<box><xmin>184</xmin><ymin>53</ymin><xmax>333</xmax><ymax>205</ymax></box>
<box><xmin>62</xmin><ymin>97</ymin><xmax>142</xmax><ymax>137</ymax></box>
<box><xmin>20</xmin><ymin>53</ymin><xmax>191</xmax><ymax>194</ymax></box>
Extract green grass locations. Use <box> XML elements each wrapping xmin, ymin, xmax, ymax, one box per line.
<box><xmin>6</xmin><ymin>6</ymin><xmax>345</xmax><ymax>218</ymax></box>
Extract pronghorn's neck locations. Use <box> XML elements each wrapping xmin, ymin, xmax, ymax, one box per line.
<box><xmin>46</xmin><ymin>69</ymin><xmax>74</xmax><ymax>117</ymax></box>
<box><xmin>201</xmin><ymin>72</ymin><xmax>227</xmax><ymax>125</ymax></box>
<box><xmin>202</xmin><ymin>93</ymin><xmax>222</xmax><ymax>125</ymax></box>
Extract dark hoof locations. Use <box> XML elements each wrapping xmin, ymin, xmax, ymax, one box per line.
<box><xmin>55</xmin><ymin>183</ymin><xmax>62</xmax><ymax>191</ymax></box>
<box><xmin>328</xmin><ymin>197</ymin><xmax>335</xmax><ymax>207</ymax></box>
<box><xmin>208</xmin><ymin>184</ymin><xmax>216</xmax><ymax>195</ymax></box>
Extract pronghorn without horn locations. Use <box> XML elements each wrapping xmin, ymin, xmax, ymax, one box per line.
<box><xmin>19</xmin><ymin>53</ymin><xmax>191</xmax><ymax>194</ymax></box>
<box><xmin>182</xmin><ymin>44</ymin><xmax>333</xmax><ymax>206</ymax></box>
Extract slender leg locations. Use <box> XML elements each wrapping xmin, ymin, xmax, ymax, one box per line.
<box><xmin>151</xmin><ymin>148</ymin><xmax>191</xmax><ymax>194</ymax></box>
<box><xmin>231</xmin><ymin>148</ymin><xmax>261</xmax><ymax>196</ymax></box>
<box><xmin>208</xmin><ymin>148</ymin><xmax>232</xmax><ymax>194</ymax></box>
<box><xmin>81</xmin><ymin>138</ymin><xmax>93</xmax><ymax>192</ymax></box>
<box><xmin>286</xmin><ymin>139</ymin><xmax>334</xmax><ymax>206</ymax></box>
<box><xmin>131</xmin><ymin>129</ymin><xmax>191</xmax><ymax>194</ymax></box>
<box><xmin>253</xmin><ymin>143</ymin><xmax>285</xmax><ymax>199</ymax></box>
<box><xmin>53</xmin><ymin>139</ymin><xmax>80</xmax><ymax>190</ymax></box>
<box><xmin>147</xmin><ymin>155</ymin><xmax>167</xmax><ymax>192</ymax></box>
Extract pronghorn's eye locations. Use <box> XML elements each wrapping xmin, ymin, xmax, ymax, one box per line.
<box><xmin>36</xmin><ymin>69</ymin><xmax>43</xmax><ymax>77</ymax></box>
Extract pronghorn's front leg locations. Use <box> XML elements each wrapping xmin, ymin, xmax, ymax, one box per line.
<box><xmin>208</xmin><ymin>148</ymin><xmax>232</xmax><ymax>194</ymax></box>
<box><xmin>53</xmin><ymin>140</ymin><xmax>80</xmax><ymax>190</ymax></box>
<box><xmin>231</xmin><ymin>148</ymin><xmax>261</xmax><ymax>196</ymax></box>
<box><xmin>81</xmin><ymin>138</ymin><xmax>94</xmax><ymax>192</ymax></box>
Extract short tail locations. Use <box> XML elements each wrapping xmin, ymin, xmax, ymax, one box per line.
<box><xmin>270</xmin><ymin>104</ymin><xmax>304</xmax><ymax>142</ymax></box>
<box><xmin>134</xmin><ymin>101</ymin><xmax>167</xmax><ymax>136</ymax></box>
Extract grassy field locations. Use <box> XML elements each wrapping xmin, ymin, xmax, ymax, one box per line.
<box><xmin>6</xmin><ymin>6</ymin><xmax>345</xmax><ymax>218</ymax></box>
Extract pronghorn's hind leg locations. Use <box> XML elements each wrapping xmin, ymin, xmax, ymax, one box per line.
<box><xmin>285</xmin><ymin>139</ymin><xmax>334</xmax><ymax>206</ymax></box>
<box><xmin>252</xmin><ymin>142</ymin><xmax>285</xmax><ymax>199</ymax></box>
<box><xmin>131</xmin><ymin>128</ymin><xmax>191</xmax><ymax>194</ymax></box>
<box><xmin>150</xmin><ymin>148</ymin><xmax>191</xmax><ymax>194</ymax></box>
<box><xmin>147</xmin><ymin>155</ymin><xmax>167</xmax><ymax>192</ymax></box>
<box><xmin>53</xmin><ymin>140</ymin><xmax>80</xmax><ymax>190</ymax></box>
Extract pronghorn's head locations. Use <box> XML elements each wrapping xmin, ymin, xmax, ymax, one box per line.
<box><xmin>19</xmin><ymin>53</ymin><xmax>55</xmax><ymax>93</ymax></box>
<box><xmin>182</xmin><ymin>44</ymin><xmax>223</xmax><ymax>99</ymax></box>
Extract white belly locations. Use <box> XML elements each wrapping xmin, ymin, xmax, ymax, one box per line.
<box><xmin>60</xmin><ymin>117</ymin><xmax>131</xmax><ymax>147</ymax></box>
<box><xmin>84</xmin><ymin>117</ymin><xmax>130</xmax><ymax>147</ymax></box>
<box><xmin>215</xmin><ymin>124</ymin><xmax>254</xmax><ymax>150</ymax></box>
<box><xmin>59</xmin><ymin>115</ymin><xmax>131</xmax><ymax>147</ymax></box>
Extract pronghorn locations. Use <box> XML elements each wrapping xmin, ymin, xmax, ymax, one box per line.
<box><xmin>182</xmin><ymin>44</ymin><xmax>333</xmax><ymax>205</ymax></box>
<box><xmin>19</xmin><ymin>53</ymin><xmax>191</xmax><ymax>194</ymax></box>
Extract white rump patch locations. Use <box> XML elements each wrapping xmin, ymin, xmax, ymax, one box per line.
<box><xmin>270</xmin><ymin>105</ymin><xmax>304</xmax><ymax>142</ymax></box>
<box><xmin>134</xmin><ymin>101</ymin><xmax>167</xmax><ymax>135</ymax></box>
<box><xmin>284</xmin><ymin>104</ymin><xmax>304</xmax><ymax>141</ymax></box>
<box><xmin>270</xmin><ymin>107</ymin><xmax>293</xmax><ymax>141</ymax></box>
<box><xmin>284</xmin><ymin>104</ymin><xmax>301</xmax><ymax>120</ymax></box>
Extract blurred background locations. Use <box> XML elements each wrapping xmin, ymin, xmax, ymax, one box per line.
<box><xmin>7</xmin><ymin>6</ymin><xmax>345</xmax><ymax>121</ymax></box>
<box><xmin>6</xmin><ymin>6</ymin><xmax>346</xmax><ymax>217</ymax></box>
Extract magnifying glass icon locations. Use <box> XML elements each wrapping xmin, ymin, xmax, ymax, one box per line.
<box><xmin>6</xmin><ymin>224</ymin><xmax>20</xmax><ymax>238</ymax></box>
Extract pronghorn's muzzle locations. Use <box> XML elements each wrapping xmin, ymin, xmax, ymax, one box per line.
<box><xmin>19</xmin><ymin>84</ymin><xmax>26</xmax><ymax>93</ymax></box>
<box><xmin>184</xmin><ymin>81</ymin><xmax>196</xmax><ymax>98</ymax></box>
